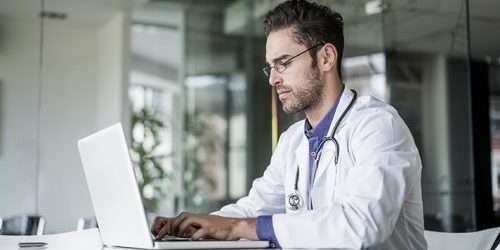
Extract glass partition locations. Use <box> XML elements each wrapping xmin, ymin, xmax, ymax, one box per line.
<box><xmin>490</xmin><ymin>63</ymin><xmax>500</xmax><ymax>217</ymax></box>
<box><xmin>129</xmin><ymin>3</ymin><xmax>183</xmax><ymax>218</ymax></box>
<box><xmin>182</xmin><ymin>1</ymin><xmax>252</xmax><ymax>212</ymax></box>
<box><xmin>382</xmin><ymin>0</ymin><xmax>474</xmax><ymax>231</ymax></box>
<box><xmin>471</xmin><ymin>0</ymin><xmax>500</xmax><ymax>228</ymax></box>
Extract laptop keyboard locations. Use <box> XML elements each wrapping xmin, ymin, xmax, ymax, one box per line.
<box><xmin>155</xmin><ymin>236</ymin><xmax>219</xmax><ymax>242</ymax></box>
<box><xmin>155</xmin><ymin>236</ymin><xmax>192</xmax><ymax>242</ymax></box>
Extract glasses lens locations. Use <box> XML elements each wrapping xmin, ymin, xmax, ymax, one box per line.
<box><xmin>276</xmin><ymin>62</ymin><xmax>286</xmax><ymax>73</ymax></box>
<box><xmin>262</xmin><ymin>66</ymin><xmax>270</xmax><ymax>77</ymax></box>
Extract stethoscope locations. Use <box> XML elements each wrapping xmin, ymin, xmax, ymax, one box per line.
<box><xmin>287</xmin><ymin>89</ymin><xmax>358</xmax><ymax>211</ymax></box>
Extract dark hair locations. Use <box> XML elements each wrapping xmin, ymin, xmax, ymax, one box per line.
<box><xmin>264</xmin><ymin>0</ymin><xmax>344</xmax><ymax>79</ymax></box>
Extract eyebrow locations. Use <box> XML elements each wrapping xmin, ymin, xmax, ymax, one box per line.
<box><xmin>266</xmin><ymin>54</ymin><xmax>291</xmax><ymax>65</ymax></box>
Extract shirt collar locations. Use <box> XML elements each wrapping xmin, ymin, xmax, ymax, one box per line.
<box><xmin>304</xmin><ymin>85</ymin><xmax>345</xmax><ymax>139</ymax></box>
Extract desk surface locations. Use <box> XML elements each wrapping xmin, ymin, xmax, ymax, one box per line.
<box><xmin>0</xmin><ymin>228</ymin><xmax>102</xmax><ymax>250</ymax></box>
<box><xmin>0</xmin><ymin>229</ymin><xmax>270</xmax><ymax>250</ymax></box>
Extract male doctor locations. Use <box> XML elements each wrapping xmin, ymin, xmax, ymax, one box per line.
<box><xmin>151</xmin><ymin>0</ymin><xmax>427</xmax><ymax>249</ymax></box>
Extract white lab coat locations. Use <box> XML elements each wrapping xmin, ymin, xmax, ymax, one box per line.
<box><xmin>213</xmin><ymin>89</ymin><xmax>427</xmax><ymax>249</ymax></box>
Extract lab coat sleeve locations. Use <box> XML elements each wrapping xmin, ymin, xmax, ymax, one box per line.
<box><xmin>272</xmin><ymin>108</ymin><xmax>420</xmax><ymax>248</ymax></box>
<box><xmin>211</xmin><ymin>130</ymin><xmax>288</xmax><ymax>218</ymax></box>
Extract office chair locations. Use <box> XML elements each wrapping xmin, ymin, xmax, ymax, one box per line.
<box><xmin>76</xmin><ymin>217</ymin><xmax>98</xmax><ymax>231</ymax></box>
<box><xmin>0</xmin><ymin>215</ymin><xmax>45</xmax><ymax>236</ymax></box>
<box><xmin>425</xmin><ymin>227</ymin><xmax>500</xmax><ymax>250</ymax></box>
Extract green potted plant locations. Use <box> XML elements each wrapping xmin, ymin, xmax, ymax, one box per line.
<box><xmin>130</xmin><ymin>105</ymin><xmax>174</xmax><ymax>212</ymax></box>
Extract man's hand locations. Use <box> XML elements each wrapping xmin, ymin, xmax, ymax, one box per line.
<box><xmin>151</xmin><ymin>212</ymin><xmax>258</xmax><ymax>241</ymax></box>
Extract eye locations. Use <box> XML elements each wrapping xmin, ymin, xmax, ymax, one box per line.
<box><xmin>275</xmin><ymin>61</ymin><xmax>288</xmax><ymax>71</ymax></box>
<box><xmin>278</xmin><ymin>60</ymin><xmax>289</xmax><ymax>66</ymax></box>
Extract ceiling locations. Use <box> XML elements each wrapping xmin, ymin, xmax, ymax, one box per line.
<box><xmin>0</xmin><ymin>0</ymin><xmax>145</xmax><ymax>26</ymax></box>
<box><xmin>221</xmin><ymin>0</ymin><xmax>500</xmax><ymax>60</ymax></box>
<box><xmin>0</xmin><ymin>0</ymin><xmax>498</xmax><ymax>61</ymax></box>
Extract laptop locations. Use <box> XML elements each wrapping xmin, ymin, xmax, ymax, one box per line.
<box><xmin>77</xmin><ymin>123</ymin><xmax>269</xmax><ymax>249</ymax></box>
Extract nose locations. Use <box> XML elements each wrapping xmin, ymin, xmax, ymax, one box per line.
<box><xmin>268</xmin><ymin>68</ymin><xmax>282</xmax><ymax>87</ymax></box>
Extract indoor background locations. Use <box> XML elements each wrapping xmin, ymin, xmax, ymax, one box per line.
<box><xmin>0</xmin><ymin>0</ymin><xmax>499</xmax><ymax>234</ymax></box>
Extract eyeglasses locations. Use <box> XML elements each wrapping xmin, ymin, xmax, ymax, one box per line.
<box><xmin>262</xmin><ymin>43</ymin><xmax>324</xmax><ymax>78</ymax></box>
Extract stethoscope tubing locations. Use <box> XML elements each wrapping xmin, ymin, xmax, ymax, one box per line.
<box><xmin>289</xmin><ymin>89</ymin><xmax>358</xmax><ymax>210</ymax></box>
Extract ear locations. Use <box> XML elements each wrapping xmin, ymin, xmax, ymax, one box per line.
<box><xmin>317</xmin><ymin>43</ymin><xmax>338</xmax><ymax>72</ymax></box>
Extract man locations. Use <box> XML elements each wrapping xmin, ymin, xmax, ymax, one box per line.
<box><xmin>151</xmin><ymin>0</ymin><xmax>427</xmax><ymax>249</ymax></box>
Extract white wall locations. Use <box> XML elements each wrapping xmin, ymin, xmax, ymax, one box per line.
<box><xmin>97</xmin><ymin>12</ymin><xmax>130</xmax><ymax>136</ymax></box>
<box><xmin>0</xmin><ymin>11</ymin><xmax>130</xmax><ymax>233</ymax></box>
<box><xmin>0</xmin><ymin>19</ymin><xmax>41</xmax><ymax>217</ymax></box>
<box><xmin>37</xmin><ymin>20</ymin><xmax>100</xmax><ymax>234</ymax></box>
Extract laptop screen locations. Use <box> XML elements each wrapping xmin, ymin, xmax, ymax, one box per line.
<box><xmin>78</xmin><ymin>123</ymin><xmax>154</xmax><ymax>248</ymax></box>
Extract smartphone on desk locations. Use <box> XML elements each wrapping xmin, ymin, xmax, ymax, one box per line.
<box><xmin>18</xmin><ymin>242</ymin><xmax>47</xmax><ymax>249</ymax></box>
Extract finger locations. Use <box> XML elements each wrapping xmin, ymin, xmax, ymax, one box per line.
<box><xmin>186</xmin><ymin>225</ymin><xmax>198</xmax><ymax>237</ymax></box>
<box><xmin>177</xmin><ymin>216</ymin><xmax>199</xmax><ymax>238</ymax></box>
<box><xmin>191</xmin><ymin>228</ymin><xmax>207</xmax><ymax>241</ymax></box>
<box><xmin>155</xmin><ymin>222</ymin><xmax>171</xmax><ymax>240</ymax></box>
<box><xmin>151</xmin><ymin>217</ymin><xmax>167</xmax><ymax>235</ymax></box>
<box><xmin>171</xmin><ymin>212</ymin><xmax>190</xmax><ymax>236</ymax></box>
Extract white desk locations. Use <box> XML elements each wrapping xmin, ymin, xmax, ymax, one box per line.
<box><xmin>0</xmin><ymin>230</ymin><xmax>270</xmax><ymax>250</ymax></box>
<box><xmin>0</xmin><ymin>228</ymin><xmax>103</xmax><ymax>250</ymax></box>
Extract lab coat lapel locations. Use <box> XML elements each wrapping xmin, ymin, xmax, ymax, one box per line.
<box><xmin>313</xmin><ymin>89</ymin><xmax>355</xmax><ymax>184</ymax></box>
<box><xmin>294</xmin><ymin>133</ymin><xmax>309</xmax><ymax>188</ymax></box>
<box><xmin>327</xmin><ymin>89</ymin><xmax>354</xmax><ymax>137</ymax></box>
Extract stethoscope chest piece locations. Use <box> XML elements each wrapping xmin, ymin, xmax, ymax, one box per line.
<box><xmin>286</xmin><ymin>190</ymin><xmax>304</xmax><ymax>211</ymax></box>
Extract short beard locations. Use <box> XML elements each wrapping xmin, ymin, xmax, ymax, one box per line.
<box><xmin>282</xmin><ymin>66</ymin><xmax>324</xmax><ymax>113</ymax></box>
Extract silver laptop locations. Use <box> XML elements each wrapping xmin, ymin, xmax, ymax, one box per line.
<box><xmin>77</xmin><ymin>123</ymin><xmax>269</xmax><ymax>249</ymax></box>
